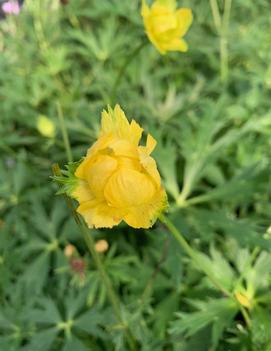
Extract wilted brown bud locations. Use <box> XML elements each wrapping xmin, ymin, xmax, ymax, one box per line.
<box><xmin>70</xmin><ymin>258</ymin><xmax>86</xmax><ymax>274</ymax></box>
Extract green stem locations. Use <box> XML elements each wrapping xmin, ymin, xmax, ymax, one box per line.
<box><xmin>110</xmin><ymin>40</ymin><xmax>147</xmax><ymax>104</ymax></box>
<box><xmin>209</xmin><ymin>0</ymin><xmax>232</xmax><ymax>82</ymax></box>
<box><xmin>209</xmin><ymin>0</ymin><xmax>222</xmax><ymax>33</ymax></box>
<box><xmin>52</xmin><ymin>164</ymin><xmax>136</xmax><ymax>350</ymax></box>
<box><xmin>159</xmin><ymin>213</ymin><xmax>230</xmax><ymax>296</ymax></box>
<box><xmin>56</xmin><ymin>102</ymin><xmax>73</xmax><ymax>163</ymax></box>
<box><xmin>140</xmin><ymin>238</ymin><xmax>169</xmax><ymax>304</ymax></box>
<box><xmin>235</xmin><ymin>247</ymin><xmax>260</xmax><ymax>289</ymax></box>
<box><xmin>159</xmin><ymin>213</ymin><xmax>253</xmax><ymax>328</ymax></box>
<box><xmin>220</xmin><ymin>36</ymin><xmax>228</xmax><ymax>82</ymax></box>
<box><xmin>220</xmin><ymin>0</ymin><xmax>232</xmax><ymax>82</ymax></box>
<box><xmin>33</xmin><ymin>0</ymin><xmax>48</xmax><ymax>52</ymax></box>
<box><xmin>177</xmin><ymin>192</ymin><xmax>216</xmax><ymax>208</ymax></box>
<box><xmin>240</xmin><ymin>306</ymin><xmax>251</xmax><ymax>329</ymax></box>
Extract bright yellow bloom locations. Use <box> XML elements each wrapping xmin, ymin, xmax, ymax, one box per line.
<box><xmin>141</xmin><ymin>0</ymin><xmax>193</xmax><ymax>54</ymax></box>
<box><xmin>37</xmin><ymin>115</ymin><xmax>56</xmax><ymax>138</ymax></box>
<box><xmin>72</xmin><ymin>105</ymin><xmax>167</xmax><ymax>229</ymax></box>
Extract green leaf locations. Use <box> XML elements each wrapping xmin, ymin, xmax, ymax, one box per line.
<box><xmin>62</xmin><ymin>337</ymin><xmax>88</xmax><ymax>351</ymax></box>
<box><xmin>25</xmin><ymin>328</ymin><xmax>58</xmax><ymax>351</ymax></box>
<box><xmin>187</xmin><ymin>162</ymin><xmax>268</xmax><ymax>206</ymax></box>
<box><xmin>75</xmin><ymin>309</ymin><xmax>105</xmax><ymax>338</ymax></box>
<box><xmin>155</xmin><ymin>140</ymin><xmax>180</xmax><ymax>199</ymax></box>
<box><xmin>192</xmin><ymin>247</ymin><xmax>235</xmax><ymax>292</ymax></box>
<box><xmin>21</xmin><ymin>252</ymin><xmax>49</xmax><ymax>292</ymax></box>
<box><xmin>169</xmin><ymin>298</ymin><xmax>238</xmax><ymax>347</ymax></box>
<box><xmin>28</xmin><ymin>298</ymin><xmax>62</xmax><ymax>325</ymax></box>
<box><xmin>252</xmin><ymin>307</ymin><xmax>271</xmax><ymax>351</ymax></box>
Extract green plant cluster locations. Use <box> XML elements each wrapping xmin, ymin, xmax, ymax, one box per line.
<box><xmin>1</xmin><ymin>0</ymin><xmax>271</xmax><ymax>350</ymax></box>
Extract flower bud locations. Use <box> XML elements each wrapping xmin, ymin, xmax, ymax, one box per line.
<box><xmin>95</xmin><ymin>239</ymin><xmax>109</xmax><ymax>253</ymax></box>
<box><xmin>64</xmin><ymin>244</ymin><xmax>75</xmax><ymax>258</ymax></box>
<box><xmin>37</xmin><ymin>115</ymin><xmax>56</xmax><ymax>138</ymax></box>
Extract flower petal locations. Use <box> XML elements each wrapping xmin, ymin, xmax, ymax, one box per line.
<box><xmin>109</xmin><ymin>139</ymin><xmax>138</xmax><ymax>159</ymax></box>
<box><xmin>104</xmin><ymin>168</ymin><xmax>156</xmax><ymax>208</ymax></box>
<box><xmin>139</xmin><ymin>152</ymin><xmax>161</xmax><ymax>187</ymax></box>
<box><xmin>141</xmin><ymin>0</ymin><xmax>150</xmax><ymax>17</ymax></box>
<box><xmin>146</xmin><ymin>134</ymin><xmax>157</xmax><ymax>154</ymax></box>
<box><xmin>77</xmin><ymin>200</ymin><xmax>124</xmax><ymax>229</ymax></box>
<box><xmin>72</xmin><ymin>180</ymin><xmax>94</xmax><ymax>203</ymax></box>
<box><xmin>150</xmin><ymin>5</ymin><xmax>178</xmax><ymax>34</ymax></box>
<box><xmin>123</xmin><ymin>189</ymin><xmax>168</xmax><ymax>229</ymax></box>
<box><xmin>164</xmin><ymin>38</ymin><xmax>188</xmax><ymax>52</ymax></box>
<box><xmin>85</xmin><ymin>155</ymin><xmax>118</xmax><ymax>197</ymax></box>
<box><xmin>101</xmin><ymin>105</ymin><xmax>143</xmax><ymax>146</ymax></box>
<box><xmin>176</xmin><ymin>8</ymin><xmax>193</xmax><ymax>37</ymax></box>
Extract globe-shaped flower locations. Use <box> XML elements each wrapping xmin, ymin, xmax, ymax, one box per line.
<box><xmin>141</xmin><ymin>0</ymin><xmax>193</xmax><ymax>54</ymax></box>
<box><xmin>72</xmin><ymin>105</ymin><xmax>168</xmax><ymax>229</ymax></box>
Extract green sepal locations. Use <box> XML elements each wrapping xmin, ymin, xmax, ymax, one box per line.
<box><xmin>52</xmin><ymin>160</ymin><xmax>82</xmax><ymax>198</ymax></box>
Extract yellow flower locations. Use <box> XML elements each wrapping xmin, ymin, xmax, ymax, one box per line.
<box><xmin>72</xmin><ymin>105</ymin><xmax>167</xmax><ymax>229</ymax></box>
<box><xmin>37</xmin><ymin>115</ymin><xmax>56</xmax><ymax>138</ymax></box>
<box><xmin>235</xmin><ymin>291</ymin><xmax>253</xmax><ymax>309</ymax></box>
<box><xmin>141</xmin><ymin>0</ymin><xmax>193</xmax><ymax>54</ymax></box>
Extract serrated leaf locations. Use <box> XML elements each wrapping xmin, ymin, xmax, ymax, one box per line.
<box><xmin>62</xmin><ymin>337</ymin><xmax>88</xmax><ymax>351</ymax></box>
<box><xmin>25</xmin><ymin>328</ymin><xmax>58</xmax><ymax>351</ymax></box>
<box><xmin>155</xmin><ymin>140</ymin><xmax>179</xmax><ymax>199</ymax></box>
<box><xmin>27</xmin><ymin>298</ymin><xmax>62</xmax><ymax>325</ymax></box>
<box><xmin>170</xmin><ymin>298</ymin><xmax>238</xmax><ymax>346</ymax></box>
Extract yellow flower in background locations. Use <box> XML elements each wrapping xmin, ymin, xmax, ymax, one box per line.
<box><xmin>37</xmin><ymin>115</ymin><xmax>56</xmax><ymax>138</ymax></box>
<box><xmin>141</xmin><ymin>0</ymin><xmax>193</xmax><ymax>54</ymax></box>
<box><xmin>72</xmin><ymin>105</ymin><xmax>167</xmax><ymax>229</ymax></box>
<box><xmin>235</xmin><ymin>291</ymin><xmax>253</xmax><ymax>309</ymax></box>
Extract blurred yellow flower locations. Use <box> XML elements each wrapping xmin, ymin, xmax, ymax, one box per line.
<box><xmin>235</xmin><ymin>291</ymin><xmax>252</xmax><ymax>309</ymax></box>
<box><xmin>37</xmin><ymin>115</ymin><xmax>56</xmax><ymax>138</ymax></box>
<box><xmin>141</xmin><ymin>0</ymin><xmax>193</xmax><ymax>54</ymax></box>
<box><xmin>72</xmin><ymin>105</ymin><xmax>167</xmax><ymax>229</ymax></box>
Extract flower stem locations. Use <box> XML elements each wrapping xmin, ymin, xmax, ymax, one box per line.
<box><xmin>240</xmin><ymin>306</ymin><xmax>251</xmax><ymax>328</ymax></box>
<box><xmin>56</xmin><ymin>101</ymin><xmax>73</xmax><ymax>163</ymax></box>
<box><xmin>209</xmin><ymin>0</ymin><xmax>232</xmax><ymax>82</ymax></box>
<box><xmin>52</xmin><ymin>164</ymin><xmax>137</xmax><ymax>350</ymax></box>
<box><xmin>209</xmin><ymin>0</ymin><xmax>221</xmax><ymax>32</ymax></box>
<box><xmin>110</xmin><ymin>40</ymin><xmax>147</xmax><ymax>104</ymax></box>
<box><xmin>159</xmin><ymin>213</ymin><xmax>253</xmax><ymax>328</ymax></box>
<box><xmin>220</xmin><ymin>0</ymin><xmax>232</xmax><ymax>82</ymax></box>
<box><xmin>159</xmin><ymin>213</ymin><xmax>230</xmax><ymax>296</ymax></box>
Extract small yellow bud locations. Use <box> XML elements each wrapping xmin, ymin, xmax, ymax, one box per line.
<box><xmin>235</xmin><ymin>291</ymin><xmax>252</xmax><ymax>309</ymax></box>
<box><xmin>95</xmin><ymin>239</ymin><xmax>109</xmax><ymax>253</ymax></box>
<box><xmin>37</xmin><ymin>115</ymin><xmax>56</xmax><ymax>138</ymax></box>
<box><xmin>64</xmin><ymin>244</ymin><xmax>75</xmax><ymax>258</ymax></box>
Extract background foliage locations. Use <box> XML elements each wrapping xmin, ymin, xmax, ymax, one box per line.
<box><xmin>1</xmin><ymin>0</ymin><xmax>271</xmax><ymax>350</ymax></box>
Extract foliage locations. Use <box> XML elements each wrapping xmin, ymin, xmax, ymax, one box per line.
<box><xmin>0</xmin><ymin>0</ymin><xmax>271</xmax><ymax>350</ymax></box>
